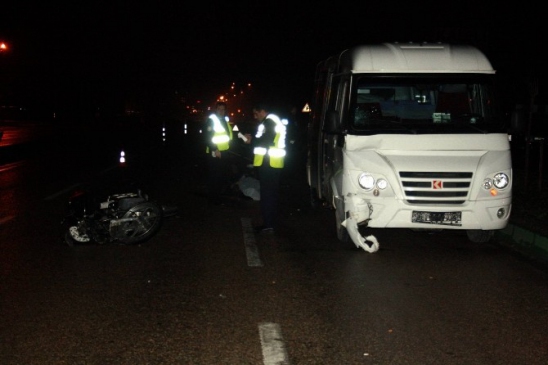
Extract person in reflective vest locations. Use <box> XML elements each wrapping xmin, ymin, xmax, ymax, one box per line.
<box><xmin>206</xmin><ymin>102</ymin><xmax>232</xmax><ymax>155</ymax></box>
<box><xmin>251</xmin><ymin>103</ymin><xmax>286</xmax><ymax>234</ymax></box>
<box><xmin>204</xmin><ymin>101</ymin><xmax>234</xmax><ymax>205</ymax></box>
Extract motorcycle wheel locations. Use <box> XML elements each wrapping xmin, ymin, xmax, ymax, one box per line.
<box><xmin>116</xmin><ymin>202</ymin><xmax>163</xmax><ymax>245</ymax></box>
<box><xmin>64</xmin><ymin>225</ymin><xmax>92</xmax><ymax>246</ymax></box>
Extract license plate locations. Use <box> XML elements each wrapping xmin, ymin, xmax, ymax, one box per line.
<box><xmin>412</xmin><ymin>211</ymin><xmax>462</xmax><ymax>226</ymax></box>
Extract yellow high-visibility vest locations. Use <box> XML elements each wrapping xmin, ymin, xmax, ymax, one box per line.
<box><xmin>206</xmin><ymin>114</ymin><xmax>232</xmax><ymax>153</ymax></box>
<box><xmin>253</xmin><ymin>113</ymin><xmax>286</xmax><ymax>168</ymax></box>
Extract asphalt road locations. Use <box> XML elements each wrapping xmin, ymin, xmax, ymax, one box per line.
<box><xmin>1</xmin><ymin>120</ymin><xmax>548</xmax><ymax>364</ymax></box>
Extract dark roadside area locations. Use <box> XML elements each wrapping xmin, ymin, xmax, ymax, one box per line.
<box><xmin>499</xmin><ymin>137</ymin><xmax>548</xmax><ymax>266</ymax></box>
<box><xmin>1</xmin><ymin>119</ymin><xmax>547</xmax><ymax>266</ymax></box>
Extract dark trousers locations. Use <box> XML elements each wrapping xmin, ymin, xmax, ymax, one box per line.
<box><xmin>207</xmin><ymin>154</ymin><xmax>234</xmax><ymax>202</ymax></box>
<box><xmin>258</xmin><ymin>164</ymin><xmax>282</xmax><ymax>229</ymax></box>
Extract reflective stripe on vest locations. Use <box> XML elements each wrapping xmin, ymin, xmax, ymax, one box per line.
<box><xmin>253</xmin><ymin>113</ymin><xmax>286</xmax><ymax>168</ymax></box>
<box><xmin>206</xmin><ymin>114</ymin><xmax>232</xmax><ymax>152</ymax></box>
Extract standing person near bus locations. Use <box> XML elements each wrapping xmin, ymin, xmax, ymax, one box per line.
<box><xmin>251</xmin><ymin>103</ymin><xmax>287</xmax><ymax>234</ymax></box>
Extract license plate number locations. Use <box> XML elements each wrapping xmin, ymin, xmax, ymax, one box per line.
<box><xmin>412</xmin><ymin>211</ymin><xmax>462</xmax><ymax>226</ymax></box>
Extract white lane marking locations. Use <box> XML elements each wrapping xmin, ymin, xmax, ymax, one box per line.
<box><xmin>241</xmin><ymin>217</ymin><xmax>263</xmax><ymax>267</ymax></box>
<box><xmin>259</xmin><ymin>322</ymin><xmax>290</xmax><ymax>365</ymax></box>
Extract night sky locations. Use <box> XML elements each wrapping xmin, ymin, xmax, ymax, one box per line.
<box><xmin>0</xmin><ymin>2</ymin><xmax>545</xmax><ymax>119</ymax></box>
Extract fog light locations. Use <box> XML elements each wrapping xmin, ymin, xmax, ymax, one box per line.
<box><xmin>497</xmin><ymin>208</ymin><xmax>505</xmax><ymax>218</ymax></box>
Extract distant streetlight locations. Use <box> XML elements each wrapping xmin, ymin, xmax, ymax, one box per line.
<box><xmin>0</xmin><ymin>42</ymin><xmax>8</xmax><ymax>52</ymax></box>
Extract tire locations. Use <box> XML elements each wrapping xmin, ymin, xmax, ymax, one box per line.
<box><xmin>116</xmin><ymin>202</ymin><xmax>163</xmax><ymax>244</ymax></box>
<box><xmin>466</xmin><ymin>229</ymin><xmax>494</xmax><ymax>243</ymax></box>
<box><xmin>64</xmin><ymin>224</ymin><xmax>91</xmax><ymax>246</ymax></box>
<box><xmin>64</xmin><ymin>230</ymin><xmax>77</xmax><ymax>247</ymax></box>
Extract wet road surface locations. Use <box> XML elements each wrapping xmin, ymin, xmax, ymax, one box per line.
<box><xmin>1</xmin><ymin>120</ymin><xmax>547</xmax><ymax>364</ymax></box>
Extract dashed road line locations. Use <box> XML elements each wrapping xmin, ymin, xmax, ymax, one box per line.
<box><xmin>241</xmin><ymin>217</ymin><xmax>263</xmax><ymax>267</ymax></box>
<box><xmin>259</xmin><ymin>322</ymin><xmax>290</xmax><ymax>365</ymax></box>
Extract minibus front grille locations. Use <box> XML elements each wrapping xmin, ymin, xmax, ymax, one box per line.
<box><xmin>399</xmin><ymin>171</ymin><xmax>472</xmax><ymax>205</ymax></box>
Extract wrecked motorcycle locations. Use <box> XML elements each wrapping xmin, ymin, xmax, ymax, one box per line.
<box><xmin>62</xmin><ymin>188</ymin><xmax>177</xmax><ymax>246</ymax></box>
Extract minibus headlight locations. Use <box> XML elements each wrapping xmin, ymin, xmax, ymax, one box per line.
<box><xmin>358</xmin><ymin>173</ymin><xmax>375</xmax><ymax>190</ymax></box>
<box><xmin>493</xmin><ymin>173</ymin><xmax>509</xmax><ymax>189</ymax></box>
<box><xmin>376</xmin><ymin>179</ymin><xmax>388</xmax><ymax>190</ymax></box>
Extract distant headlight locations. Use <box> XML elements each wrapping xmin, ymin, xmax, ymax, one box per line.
<box><xmin>493</xmin><ymin>173</ymin><xmax>509</xmax><ymax>189</ymax></box>
<box><xmin>358</xmin><ymin>173</ymin><xmax>375</xmax><ymax>190</ymax></box>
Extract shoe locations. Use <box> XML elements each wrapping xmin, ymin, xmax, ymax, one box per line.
<box><xmin>254</xmin><ymin>226</ymin><xmax>275</xmax><ymax>235</ymax></box>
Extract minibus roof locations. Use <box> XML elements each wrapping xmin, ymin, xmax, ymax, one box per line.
<box><xmin>336</xmin><ymin>42</ymin><xmax>495</xmax><ymax>74</ymax></box>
